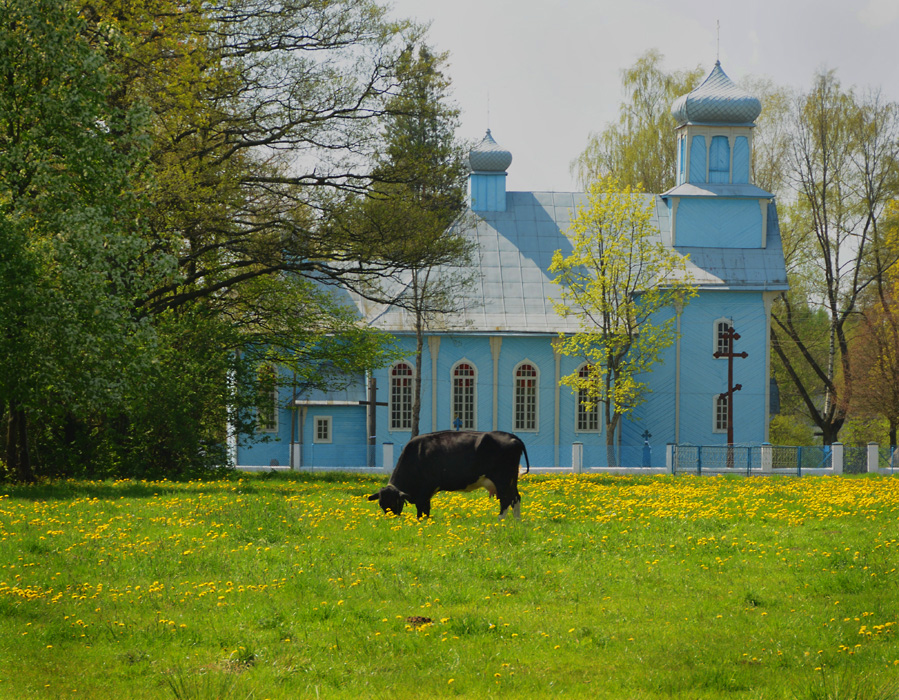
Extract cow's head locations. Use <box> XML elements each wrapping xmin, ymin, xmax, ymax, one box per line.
<box><xmin>367</xmin><ymin>484</ymin><xmax>410</xmax><ymax>515</ymax></box>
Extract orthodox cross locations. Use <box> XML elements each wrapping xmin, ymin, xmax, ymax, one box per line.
<box><xmin>358</xmin><ymin>376</ymin><xmax>388</xmax><ymax>467</ymax></box>
<box><xmin>713</xmin><ymin>326</ymin><xmax>747</xmax><ymax>446</ymax></box>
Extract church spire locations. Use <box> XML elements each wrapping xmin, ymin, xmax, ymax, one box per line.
<box><xmin>468</xmin><ymin>129</ymin><xmax>512</xmax><ymax>212</ymax></box>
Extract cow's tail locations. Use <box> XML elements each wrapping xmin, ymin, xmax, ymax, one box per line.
<box><xmin>520</xmin><ymin>440</ymin><xmax>530</xmax><ymax>474</ymax></box>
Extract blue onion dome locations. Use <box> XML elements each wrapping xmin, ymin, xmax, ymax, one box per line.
<box><xmin>468</xmin><ymin>129</ymin><xmax>513</xmax><ymax>172</ymax></box>
<box><xmin>671</xmin><ymin>61</ymin><xmax>761</xmax><ymax>126</ymax></box>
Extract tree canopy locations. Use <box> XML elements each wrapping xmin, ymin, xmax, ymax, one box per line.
<box><xmin>549</xmin><ymin>175</ymin><xmax>697</xmax><ymax>465</ymax></box>
<box><xmin>570</xmin><ymin>50</ymin><xmax>702</xmax><ymax>193</ymax></box>
<box><xmin>0</xmin><ymin>0</ymin><xmax>461</xmax><ymax>480</ymax></box>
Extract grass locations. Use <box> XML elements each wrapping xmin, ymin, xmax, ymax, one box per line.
<box><xmin>1</xmin><ymin>472</ymin><xmax>898</xmax><ymax>699</ymax></box>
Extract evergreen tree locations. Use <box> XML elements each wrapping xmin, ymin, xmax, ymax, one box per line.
<box><xmin>362</xmin><ymin>45</ymin><xmax>473</xmax><ymax>438</ymax></box>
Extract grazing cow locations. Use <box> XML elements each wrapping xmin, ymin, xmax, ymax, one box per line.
<box><xmin>368</xmin><ymin>430</ymin><xmax>530</xmax><ymax>519</ymax></box>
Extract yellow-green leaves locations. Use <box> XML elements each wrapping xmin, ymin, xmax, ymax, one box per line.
<box><xmin>550</xmin><ymin>175</ymin><xmax>697</xmax><ymax>462</ymax></box>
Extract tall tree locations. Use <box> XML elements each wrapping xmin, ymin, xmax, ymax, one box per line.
<box><xmin>570</xmin><ymin>50</ymin><xmax>702</xmax><ymax>192</ymax></box>
<box><xmin>849</xmin><ymin>290</ymin><xmax>899</xmax><ymax>447</ymax></box>
<box><xmin>1</xmin><ymin>0</ymin><xmax>433</xmax><ymax>479</ymax></box>
<box><xmin>549</xmin><ymin>176</ymin><xmax>697</xmax><ymax>466</ymax></box>
<box><xmin>0</xmin><ymin>0</ymin><xmax>161</xmax><ymax>480</ymax></box>
<box><xmin>770</xmin><ymin>73</ymin><xmax>899</xmax><ymax>444</ymax></box>
<box><xmin>360</xmin><ymin>45</ymin><xmax>472</xmax><ymax>438</ymax></box>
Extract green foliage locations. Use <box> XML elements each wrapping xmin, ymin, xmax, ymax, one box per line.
<box><xmin>0</xmin><ymin>0</ymin><xmax>164</xmax><ymax>480</ymax></box>
<box><xmin>549</xmin><ymin>175</ymin><xmax>697</xmax><ymax>461</ymax></box>
<box><xmin>0</xmin><ymin>0</ymin><xmax>427</xmax><ymax>479</ymax></box>
<box><xmin>352</xmin><ymin>43</ymin><xmax>473</xmax><ymax>436</ymax></box>
<box><xmin>769</xmin><ymin>414</ymin><xmax>817</xmax><ymax>446</ymax></box>
<box><xmin>770</xmin><ymin>72</ymin><xmax>899</xmax><ymax>444</ymax></box>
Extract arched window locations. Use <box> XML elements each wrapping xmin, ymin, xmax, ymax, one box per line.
<box><xmin>452</xmin><ymin>362</ymin><xmax>476</xmax><ymax>430</ymax></box>
<box><xmin>709</xmin><ymin>135</ymin><xmax>730</xmax><ymax>183</ymax></box>
<box><xmin>514</xmin><ymin>362</ymin><xmax>538</xmax><ymax>432</ymax></box>
<box><xmin>576</xmin><ymin>365</ymin><xmax>599</xmax><ymax>432</ymax></box>
<box><xmin>714</xmin><ymin>318</ymin><xmax>734</xmax><ymax>357</ymax></box>
<box><xmin>390</xmin><ymin>362</ymin><xmax>413</xmax><ymax>431</ymax></box>
<box><xmin>714</xmin><ymin>394</ymin><xmax>729</xmax><ymax>433</ymax></box>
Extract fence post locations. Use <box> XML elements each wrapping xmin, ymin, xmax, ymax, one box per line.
<box><xmin>572</xmin><ymin>442</ymin><xmax>583</xmax><ymax>474</ymax></box>
<box><xmin>382</xmin><ymin>443</ymin><xmax>393</xmax><ymax>475</ymax></box>
<box><xmin>832</xmin><ymin>442</ymin><xmax>843</xmax><ymax>475</ymax></box>
<box><xmin>760</xmin><ymin>443</ymin><xmax>772</xmax><ymax>474</ymax></box>
<box><xmin>867</xmin><ymin>443</ymin><xmax>879</xmax><ymax>474</ymax></box>
<box><xmin>291</xmin><ymin>442</ymin><xmax>301</xmax><ymax>471</ymax></box>
<box><xmin>666</xmin><ymin>444</ymin><xmax>675</xmax><ymax>474</ymax></box>
<box><xmin>697</xmin><ymin>445</ymin><xmax>702</xmax><ymax>475</ymax></box>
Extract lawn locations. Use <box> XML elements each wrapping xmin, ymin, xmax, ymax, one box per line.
<box><xmin>1</xmin><ymin>472</ymin><xmax>898</xmax><ymax>699</ymax></box>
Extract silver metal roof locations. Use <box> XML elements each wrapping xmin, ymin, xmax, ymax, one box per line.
<box><xmin>468</xmin><ymin>129</ymin><xmax>513</xmax><ymax>173</ymax></box>
<box><xmin>671</xmin><ymin>61</ymin><xmax>762</xmax><ymax>126</ymax></box>
<box><xmin>354</xmin><ymin>190</ymin><xmax>788</xmax><ymax>335</ymax></box>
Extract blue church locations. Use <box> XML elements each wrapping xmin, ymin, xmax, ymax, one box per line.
<box><xmin>235</xmin><ymin>61</ymin><xmax>789</xmax><ymax>470</ymax></box>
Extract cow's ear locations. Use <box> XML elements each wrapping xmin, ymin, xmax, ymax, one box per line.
<box><xmin>399</xmin><ymin>491</ymin><xmax>412</xmax><ymax>503</ymax></box>
<box><xmin>367</xmin><ymin>492</ymin><xmax>381</xmax><ymax>501</ymax></box>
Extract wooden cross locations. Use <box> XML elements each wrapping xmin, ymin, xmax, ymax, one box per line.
<box><xmin>713</xmin><ymin>326</ymin><xmax>747</xmax><ymax>446</ymax></box>
<box><xmin>358</xmin><ymin>376</ymin><xmax>388</xmax><ymax>467</ymax></box>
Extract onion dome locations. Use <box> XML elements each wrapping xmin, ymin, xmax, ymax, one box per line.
<box><xmin>468</xmin><ymin>129</ymin><xmax>513</xmax><ymax>172</ymax></box>
<box><xmin>671</xmin><ymin>61</ymin><xmax>761</xmax><ymax>126</ymax></box>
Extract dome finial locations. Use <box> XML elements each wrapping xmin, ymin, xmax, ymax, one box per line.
<box><xmin>670</xmin><ymin>61</ymin><xmax>761</xmax><ymax>126</ymax></box>
<box><xmin>468</xmin><ymin>129</ymin><xmax>512</xmax><ymax>173</ymax></box>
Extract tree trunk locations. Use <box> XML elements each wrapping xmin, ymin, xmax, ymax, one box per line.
<box><xmin>605</xmin><ymin>427</ymin><xmax>617</xmax><ymax>468</ymax></box>
<box><xmin>411</xmin><ymin>328</ymin><xmax>423</xmax><ymax>439</ymax></box>
<box><xmin>410</xmin><ymin>291</ymin><xmax>424</xmax><ymax>438</ymax></box>
<box><xmin>6</xmin><ymin>402</ymin><xmax>35</xmax><ymax>482</ymax></box>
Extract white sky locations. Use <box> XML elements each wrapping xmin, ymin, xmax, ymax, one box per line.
<box><xmin>387</xmin><ymin>0</ymin><xmax>899</xmax><ymax>192</ymax></box>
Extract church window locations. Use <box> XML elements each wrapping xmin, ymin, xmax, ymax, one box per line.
<box><xmin>390</xmin><ymin>362</ymin><xmax>414</xmax><ymax>430</ymax></box>
<box><xmin>576</xmin><ymin>364</ymin><xmax>599</xmax><ymax>432</ymax></box>
<box><xmin>733</xmin><ymin>136</ymin><xmax>750</xmax><ymax>183</ymax></box>
<box><xmin>313</xmin><ymin>416</ymin><xmax>332</xmax><ymax>444</ymax></box>
<box><xmin>714</xmin><ymin>394</ymin><xmax>729</xmax><ymax>433</ymax></box>
<box><xmin>452</xmin><ymin>362</ymin><xmax>476</xmax><ymax>430</ymax></box>
<box><xmin>714</xmin><ymin>318</ymin><xmax>734</xmax><ymax>357</ymax></box>
<box><xmin>256</xmin><ymin>364</ymin><xmax>278</xmax><ymax>433</ymax></box>
<box><xmin>689</xmin><ymin>135</ymin><xmax>706</xmax><ymax>182</ymax></box>
<box><xmin>709</xmin><ymin>136</ymin><xmax>730</xmax><ymax>183</ymax></box>
<box><xmin>514</xmin><ymin>362</ymin><xmax>538</xmax><ymax>432</ymax></box>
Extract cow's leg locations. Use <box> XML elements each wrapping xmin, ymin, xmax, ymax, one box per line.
<box><xmin>416</xmin><ymin>499</ymin><xmax>431</xmax><ymax>519</ymax></box>
<box><xmin>497</xmin><ymin>487</ymin><xmax>521</xmax><ymax>521</ymax></box>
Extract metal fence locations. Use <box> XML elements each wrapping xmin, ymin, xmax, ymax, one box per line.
<box><xmin>880</xmin><ymin>446</ymin><xmax>898</xmax><ymax>473</ymax></box>
<box><xmin>670</xmin><ymin>444</ymin><xmax>835</xmax><ymax>476</ymax></box>
<box><xmin>243</xmin><ymin>441</ymin><xmax>899</xmax><ymax>476</ymax></box>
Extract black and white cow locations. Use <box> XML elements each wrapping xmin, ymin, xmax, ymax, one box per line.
<box><xmin>368</xmin><ymin>430</ymin><xmax>530</xmax><ymax>519</ymax></box>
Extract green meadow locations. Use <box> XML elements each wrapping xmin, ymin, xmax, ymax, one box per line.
<box><xmin>1</xmin><ymin>472</ymin><xmax>898</xmax><ymax>699</ymax></box>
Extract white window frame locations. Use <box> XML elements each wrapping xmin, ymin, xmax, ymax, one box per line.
<box><xmin>313</xmin><ymin>415</ymin><xmax>333</xmax><ymax>444</ymax></box>
<box><xmin>713</xmin><ymin>317</ymin><xmax>734</xmax><ymax>358</ymax></box>
<box><xmin>713</xmin><ymin>394</ymin><xmax>729</xmax><ymax>433</ymax></box>
<box><xmin>389</xmin><ymin>361</ymin><xmax>414</xmax><ymax>431</ymax></box>
<box><xmin>513</xmin><ymin>361</ymin><xmax>539</xmax><ymax>433</ymax></box>
<box><xmin>451</xmin><ymin>360</ymin><xmax>477</xmax><ymax>430</ymax></box>
<box><xmin>575</xmin><ymin>364</ymin><xmax>600</xmax><ymax>433</ymax></box>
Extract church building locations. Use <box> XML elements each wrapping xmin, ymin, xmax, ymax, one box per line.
<box><xmin>235</xmin><ymin>61</ymin><xmax>789</xmax><ymax>470</ymax></box>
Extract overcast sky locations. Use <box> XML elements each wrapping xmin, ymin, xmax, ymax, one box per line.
<box><xmin>386</xmin><ymin>0</ymin><xmax>899</xmax><ymax>193</ymax></box>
